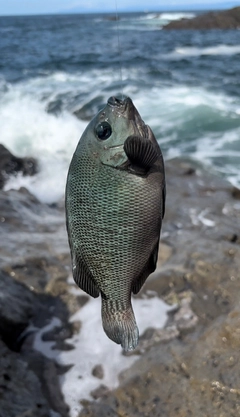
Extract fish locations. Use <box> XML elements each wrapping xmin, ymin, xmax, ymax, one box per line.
<box><xmin>65</xmin><ymin>96</ymin><xmax>165</xmax><ymax>351</ymax></box>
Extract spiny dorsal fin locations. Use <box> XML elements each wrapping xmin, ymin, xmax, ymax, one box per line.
<box><xmin>124</xmin><ymin>135</ymin><xmax>160</xmax><ymax>169</ymax></box>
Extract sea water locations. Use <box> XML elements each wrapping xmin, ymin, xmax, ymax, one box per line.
<box><xmin>1</xmin><ymin>12</ymin><xmax>240</xmax><ymax>203</ymax></box>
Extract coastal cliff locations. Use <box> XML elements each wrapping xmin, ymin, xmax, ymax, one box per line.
<box><xmin>163</xmin><ymin>6</ymin><xmax>240</xmax><ymax>29</ymax></box>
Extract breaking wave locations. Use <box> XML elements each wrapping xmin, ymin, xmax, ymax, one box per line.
<box><xmin>1</xmin><ymin>69</ymin><xmax>240</xmax><ymax>203</ymax></box>
<box><xmin>168</xmin><ymin>44</ymin><xmax>240</xmax><ymax>58</ymax></box>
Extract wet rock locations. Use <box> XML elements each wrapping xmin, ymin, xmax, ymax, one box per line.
<box><xmin>22</xmin><ymin>350</ymin><xmax>70</xmax><ymax>417</ymax></box>
<box><xmin>0</xmin><ymin>270</ymin><xmax>36</xmax><ymax>350</ymax></box>
<box><xmin>45</xmin><ymin>277</ymin><xmax>89</xmax><ymax>314</ymax></box>
<box><xmin>90</xmin><ymin>384</ymin><xmax>110</xmax><ymax>399</ymax></box>
<box><xmin>163</xmin><ymin>6</ymin><xmax>240</xmax><ymax>30</ymax></box>
<box><xmin>1</xmin><ymin>155</ymin><xmax>240</xmax><ymax>417</ymax></box>
<box><xmin>73</xmin><ymin>96</ymin><xmax>105</xmax><ymax>121</ymax></box>
<box><xmin>92</xmin><ymin>364</ymin><xmax>104</xmax><ymax>380</ymax></box>
<box><xmin>79</xmin><ymin>158</ymin><xmax>240</xmax><ymax>417</ymax></box>
<box><xmin>104</xmin><ymin>15</ymin><xmax>119</xmax><ymax>21</ymax></box>
<box><xmin>232</xmin><ymin>186</ymin><xmax>240</xmax><ymax>199</ymax></box>
<box><xmin>0</xmin><ymin>144</ymin><xmax>37</xmax><ymax>189</ymax></box>
<box><xmin>0</xmin><ymin>187</ymin><xmax>70</xmax><ymax>291</ymax></box>
<box><xmin>0</xmin><ymin>338</ymin><xmax>52</xmax><ymax>417</ymax></box>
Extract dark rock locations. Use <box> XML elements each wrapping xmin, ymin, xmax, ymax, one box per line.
<box><xmin>0</xmin><ymin>188</ymin><xmax>70</xmax><ymax>291</ymax></box>
<box><xmin>90</xmin><ymin>384</ymin><xmax>110</xmax><ymax>399</ymax></box>
<box><xmin>163</xmin><ymin>6</ymin><xmax>240</xmax><ymax>30</ymax></box>
<box><xmin>0</xmin><ymin>144</ymin><xmax>38</xmax><ymax>189</ymax></box>
<box><xmin>0</xmin><ymin>270</ymin><xmax>36</xmax><ymax>350</ymax></box>
<box><xmin>0</xmin><ymin>338</ymin><xmax>52</xmax><ymax>417</ymax></box>
<box><xmin>46</xmin><ymin>98</ymin><xmax>63</xmax><ymax>115</ymax></box>
<box><xmin>92</xmin><ymin>364</ymin><xmax>104</xmax><ymax>380</ymax></box>
<box><xmin>0</xmin><ymin>271</ymin><xmax>70</xmax><ymax>415</ymax></box>
<box><xmin>23</xmin><ymin>350</ymin><xmax>70</xmax><ymax>417</ymax></box>
<box><xmin>104</xmin><ymin>15</ymin><xmax>119</xmax><ymax>21</ymax></box>
<box><xmin>232</xmin><ymin>186</ymin><xmax>240</xmax><ymax>199</ymax></box>
<box><xmin>73</xmin><ymin>96</ymin><xmax>105</xmax><ymax>121</ymax></box>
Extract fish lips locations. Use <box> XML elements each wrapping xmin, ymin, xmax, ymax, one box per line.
<box><xmin>107</xmin><ymin>96</ymin><xmax>148</xmax><ymax>138</ymax></box>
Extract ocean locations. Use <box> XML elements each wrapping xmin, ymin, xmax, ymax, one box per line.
<box><xmin>1</xmin><ymin>11</ymin><xmax>240</xmax><ymax>203</ymax></box>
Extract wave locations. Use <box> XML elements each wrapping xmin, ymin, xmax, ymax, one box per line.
<box><xmin>167</xmin><ymin>44</ymin><xmax>240</xmax><ymax>58</ymax></box>
<box><xmin>1</xmin><ymin>87</ymin><xmax>86</xmax><ymax>204</ymax></box>
<box><xmin>1</xmin><ymin>70</ymin><xmax>240</xmax><ymax>203</ymax></box>
<box><xmin>158</xmin><ymin>12</ymin><xmax>195</xmax><ymax>22</ymax></box>
<box><xmin>137</xmin><ymin>12</ymin><xmax>195</xmax><ymax>22</ymax></box>
<box><xmin>115</xmin><ymin>12</ymin><xmax>196</xmax><ymax>31</ymax></box>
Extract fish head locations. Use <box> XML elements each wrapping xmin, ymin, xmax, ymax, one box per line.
<box><xmin>83</xmin><ymin>96</ymin><xmax>150</xmax><ymax>168</ymax></box>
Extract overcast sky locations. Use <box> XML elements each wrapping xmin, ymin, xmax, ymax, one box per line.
<box><xmin>0</xmin><ymin>0</ymin><xmax>238</xmax><ymax>16</ymax></box>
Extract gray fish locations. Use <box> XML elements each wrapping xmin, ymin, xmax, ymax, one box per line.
<box><xmin>65</xmin><ymin>96</ymin><xmax>165</xmax><ymax>351</ymax></box>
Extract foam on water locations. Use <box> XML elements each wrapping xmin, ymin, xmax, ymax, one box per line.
<box><xmin>33</xmin><ymin>282</ymin><xmax>172</xmax><ymax>417</ymax></box>
<box><xmin>117</xmin><ymin>12</ymin><xmax>196</xmax><ymax>30</ymax></box>
<box><xmin>0</xmin><ymin>82</ymin><xmax>86</xmax><ymax>203</ymax></box>
<box><xmin>158</xmin><ymin>12</ymin><xmax>195</xmax><ymax>23</ymax></box>
<box><xmin>1</xmin><ymin>70</ymin><xmax>240</xmax><ymax>203</ymax></box>
<box><xmin>168</xmin><ymin>44</ymin><xmax>240</xmax><ymax>59</ymax></box>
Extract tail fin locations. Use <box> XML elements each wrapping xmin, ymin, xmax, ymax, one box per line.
<box><xmin>101</xmin><ymin>299</ymin><xmax>139</xmax><ymax>351</ymax></box>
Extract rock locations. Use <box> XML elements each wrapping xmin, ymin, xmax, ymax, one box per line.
<box><xmin>0</xmin><ymin>270</ymin><xmax>36</xmax><ymax>350</ymax></box>
<box><xmin>22</xmin><ymin>350</ymin><xmax>70</xmax><ymax>417</ymax></box>
<box><xmin>90</xmin><ymin>384</ymin><xmax>110</xmax><ymax>400</ymax></box>
<box><xmin>1</xmin><ymin>154</ymin><xmax>240</xmax><ymax>417</ymax></box>
<box><xmin>232</xmin><ymin>186</ymin><xmax>240</xmax><ymax>199</ymax></box>
<box><xmin>78</xmin><ymin>158</ymin><xmax>240</xmax><ymax>417</ymax></box>
<box><xmin>92</xmin><ymin>365</ymin><xmax>104</xmax><ymax>380</ymax></box>
<box><xmin>0</xmin><ymin>270</ymin><xmax>70</xmax><ymax>416</ymax></box>
<box><xmin>104</xmin><ymin>15</ymin><xmax>119</xmax><ymax>21</ymax></box>
<box><xmin>163</xmin><ymin>6</ymin><xmax>240</xmax><ymax>30</ymax></box>
<box><xmin>0</xmin><ymin>187</ymin><xmax>70</xmax><ymax>291</ymax></box>
<box><xmin>0</xmin><ymin>338</ymin><xmax>52</xmax><ymax>417</ymax></box>
<box><xmin>73</xmin><ymin>96</ymin><xmax>105</xmax><ymax>121</ymax></box>
<box><xmin>0</xmin><ymin>144</ymin><xmax>38</xmax><ymax>189</ymax></box>
<box><xmin>80</xmin><ymin>308</ymin><xmax>240</xmax><ymax>416</ymax></box>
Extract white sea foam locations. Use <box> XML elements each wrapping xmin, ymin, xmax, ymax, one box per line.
<box><xmin>1</xmin><ymin>91</ymin><xmax>85</xmax><ymax>203</ymax></box>
<box><xmin>1</xmin><ymin>70</ymin><xmax>240</xmax><ymax>203</ymax></box>
<box><xmin>117</xmin><ymin>12</ymin><xmax>195</xmax><ymax>31</ymax></box>
<box><xmin>138</xmin><ymin>12</ymin><xmax>195</xmax><ymax>22</ymax></box>
<box><xmin>167</xmin><ymin>44</ymin><xmax>240</xmax><ymax>59</ymax></box>
<box><xmin>159</xmin><ymin>12</ymin><xmax>195</xmax><ymax>21</ymax></box>
<box><xmin>33</xmin><ymin>283</ymin><xmax>171</xmax><ymax>417</ymax></box>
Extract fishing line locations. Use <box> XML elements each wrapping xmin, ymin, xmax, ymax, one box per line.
<box><xmin>115</xmin><ymin>0</ymin><xmax>124</xmax><ymax>99</ymax></box>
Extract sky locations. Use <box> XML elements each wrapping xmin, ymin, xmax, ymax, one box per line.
<box><xmin>0</xmin><ymin>0</ymin><xmax>239</xmax><ymax>16</ymax></box>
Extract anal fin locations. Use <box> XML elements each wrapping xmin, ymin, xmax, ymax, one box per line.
<box><xmin>72</xmin><ymin>254</ymin><xmax>99</xmax><ymax>298</ymax></box>
<box><xmin>132</xmin><ymin>242</ymin><xmax>159</xmax><ymax>294</ymax></box>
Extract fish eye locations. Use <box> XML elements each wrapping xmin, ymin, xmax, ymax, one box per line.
<box><xmin>95</xmin><ymin>122</ymin><xmax>112</xmax><ymax>140</ymax></box>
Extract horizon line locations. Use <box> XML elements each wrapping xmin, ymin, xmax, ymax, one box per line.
<box><xmin>0</xmin><ymin>5</ymin><xmax>239</xmax><ymax>18</ymax></box>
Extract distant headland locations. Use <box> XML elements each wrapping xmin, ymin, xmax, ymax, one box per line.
<box><xmin>163</xmin><ymin>6</ymin><xmax>240</xmax><ymax>29</ymax></box>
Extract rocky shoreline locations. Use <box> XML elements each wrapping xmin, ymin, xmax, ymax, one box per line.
<box><xmin>0</xmin><ymin>146</ymin><xmax>240</xmax><ymax>416</ymax></box>
<box><xmin>163</xmin><ymin>6</ymin><xmax>240</xmax><ymax>30</ymax></box>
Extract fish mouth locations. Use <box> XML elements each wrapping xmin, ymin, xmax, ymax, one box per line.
<box><xmin>107</xmin><ymin>96</ymin><xmax>148</xmax><ymax>138</ymax></box>
<box><xmin>107</xmin><ymin>96</ymin><xmax>126</xmax><ymax>108</ymax></box>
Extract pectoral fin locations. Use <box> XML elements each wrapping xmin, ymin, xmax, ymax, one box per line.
<box><xmin>124</xmin><ymin>135</ymin><xmax>160</xmax><ymax>170</ymax></box>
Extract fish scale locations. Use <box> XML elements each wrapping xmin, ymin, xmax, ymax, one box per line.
<box><xmin>66</xmin><ymin>96</ymin><xmax>165</xmax><ymax>351</ymax></box>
